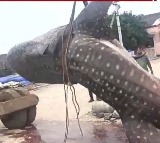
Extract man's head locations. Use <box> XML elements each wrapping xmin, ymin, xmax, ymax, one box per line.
<box><xmin>134</xmin><ymin>47</ymin><xmax>143</xmax><ymax>56</ymax></box>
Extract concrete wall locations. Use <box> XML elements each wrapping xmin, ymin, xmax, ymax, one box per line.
<box><xmin>0</xmin><ymin>54</ymin><xmax>14</xmax><ymax>77</ymax></box>
<box><xmin>145</xmin><ymin>48</ymin><xmax>156</xmax><ymax>60</ymax></box>
<box><xmin>147</xmin><ymin>25</ymin><xmax>160</xmax><ymax>56</ymax></box>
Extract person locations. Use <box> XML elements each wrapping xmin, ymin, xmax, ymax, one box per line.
<box><xmin>88</xmin><ymin>89</ymin><xmax>101</xmax><ymax>103</ymax></box>
<box><xmin>133</xmin><ymin>48</ymin><xmax>153</xmax><ymax>74</ymax></box>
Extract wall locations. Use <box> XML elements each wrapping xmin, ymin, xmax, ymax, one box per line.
<box><xmin>144</xmin><ymin>48</ymin><xmax>156</xmax><ymax>60</ymax></box>
<box><xmin>147</xmin><ymin>25</ymin><xmax>160</xmax><ymax>56</ymax></box>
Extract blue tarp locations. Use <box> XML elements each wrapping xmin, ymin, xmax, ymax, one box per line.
<box><xmin>0</xmin><ymin>74</ymin><xmax>31</xmax><ymax>86</ymax></box>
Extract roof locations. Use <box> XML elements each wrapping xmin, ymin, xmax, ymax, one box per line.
<box><xmin>142</xmin><ymin>12</ymin><xmax>160</xmax><ymax>27</ymax></box>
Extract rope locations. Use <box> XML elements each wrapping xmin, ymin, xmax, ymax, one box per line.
<box><xmin>61</xmin><ymin>2</ymin><xmax>83</xmax><ymax>143</ymax></box>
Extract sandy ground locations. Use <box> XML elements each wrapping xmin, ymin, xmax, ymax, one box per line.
<box><xmin>0</xmin><ymin>59</ymin><xmax>159</xmax><ymax>143</ymax></box>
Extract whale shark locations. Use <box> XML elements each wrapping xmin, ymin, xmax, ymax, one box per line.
<box><xmin>7</xmin><ymin>2</ymin><xmax>160</xmax><ymax>143</ymax></box>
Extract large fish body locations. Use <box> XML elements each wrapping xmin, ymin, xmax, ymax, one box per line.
<box><xmin>7</xmin><ymin>2</ymin><xmax>160</xmax><ymax>143</ymax></box>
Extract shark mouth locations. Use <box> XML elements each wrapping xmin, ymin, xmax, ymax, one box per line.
<box><xmin>7</xmin><ymin>2</ymin><xmax>160</xmax><ymax>143</ymax></box>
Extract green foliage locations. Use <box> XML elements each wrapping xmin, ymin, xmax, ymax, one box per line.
<box><xmin>107</xmin><ymin>12</ymin><xmax>154</xmax><ymax>51</ymax></box>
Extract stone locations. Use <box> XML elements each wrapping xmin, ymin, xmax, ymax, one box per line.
<box><xmin>107</xmin><ymin>106</ymin><xmax>114</xmax><ymax>113</ymax></box>
<box><xmin>96</xmin><ymin>113</ymin><xmax>104</xmax><ymax>118</ymax></box>
<box><xmin>92</xmin><ymin>101</ymin><xmax>115</xmax><ymax>114</ymax></box>
<box><xmin>104</xmin><ymin>113</ymin><xmax>112</xmax><ymax>120</ymax></box>
<box><xmin>110</xmin><ymin>118</ymin><xmax>116</xmax><ymax>121</ymax></box>
<box><xmin>112</xmin><ymin>110</ymin><xmax>120</xmax><ymax>119</ymax></box>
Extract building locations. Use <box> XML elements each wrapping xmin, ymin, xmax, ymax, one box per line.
<box><xmin>0</xmin><ymin>54</ymin><xmax>13</xmax><ymax>77</ymax></box>
<box><xmin>142</xmin><ymin>12</ymin><xmax>160</xmax><ymax>56</ymax></box>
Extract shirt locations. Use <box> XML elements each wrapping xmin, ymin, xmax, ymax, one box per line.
<box><xmin>135</xmin><ymin>55</ymin><xmax>149</xmax><ymax>71</ymax></box>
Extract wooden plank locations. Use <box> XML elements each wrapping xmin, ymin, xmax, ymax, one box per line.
<box><xmin>0</xmin><ymin>94</ymin><xmax>39</xmax><ymax>117</ymax></box>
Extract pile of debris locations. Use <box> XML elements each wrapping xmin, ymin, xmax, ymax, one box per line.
<box><xmin>0</xmin><ymin>81</ymin><xmax>23</xmax><ymax>89</ymax></box>
<box><xmin>92</xmin><ymin>101</ymin><xmax>120</xmax><ymax>121</ymax></box>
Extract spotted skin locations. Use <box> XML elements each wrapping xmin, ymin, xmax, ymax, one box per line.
<box><xmin>7</xmin><ymin>2</ymin><xmax>160</xmax><ymax>143</ymax></box>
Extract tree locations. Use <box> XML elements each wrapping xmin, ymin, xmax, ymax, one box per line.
<box><xmin>107</xmin><ymin>12</ymin><xmax>154</xmax><ymax>51</ymax></box>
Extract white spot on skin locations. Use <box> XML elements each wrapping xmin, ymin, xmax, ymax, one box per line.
<box><xmin>125</xmin><ymin>94</ymin><xmax>128</xmax><ymax>97</ymax></box>
<box><xmin>154</xmin><ymin>119</ymin><xmax>158</xmax><ymax>123</ymax></box>
<box><xmin>81</xmin><ymin>66</ymin><xmax>84</xmax><ymax>70</ymax></box>
<box><xmin>144</xmin><ymin>136</ymin><xmax>147</xmax><ymax>140</ymax></box>
<box><xmin>86</xmin><ymin>55</ymin><xmax>90</xmax><ymax>59</ymax></box>
<box><xmin>101</xmin><ymin>47</ymin><xmax>105</xmax><ymax>50</ymax></box>
<box><xmin>144</xmin><ymin>102</ymin><xmax>147</xmax><ymax>105</ymax></box>
<box><xmin>101</xmin><ymin>71</ymin><xmax>104</xmax><ymax>76</ymax></box>
<box><xmin>136</xmin><ymin>124</ymin><xmax>141</xmax><ymax>129</ymax></box>
<box><xmin>136</xmin><ymin>87</ymin><xmax>139</xmax><ymax>91</ymax></box>
<box><xmin>130</xmin><ymin>69</ymin><xmax>135</xmax><ymax>76</ymax></box>
<box><xmin>110</xmin><ymin>75</ymin><xmax>113</xmax><ymax>80</ymax></box>
<box><xmin>80</xmin><ymin>49</ymin><xmax>82</xmax><ymax>51</ymax></box>
<box><xmin>121</xmin><ymin>71</ymin><xmax>125</xmax><ymax>76</ymax></box>
<box><xmin>102</xmin><ymin>89</ymin><xmax>105</xmax><ymax>92</ymax></box>
<box><xmin>131</xmin><ymin>96</ymin><xmax>134</xmax><ymax>99</ymax></box>
<box><xmin>98</xmin><ymin>55</ymin><xmax>102</xmax><ymax>60</ymax></box>
<box><xmin>117</xmin><ymin>79</ymin><xmax>120</xmax><ymax>83</ymax></box>
<box><xmin>76</xmin><ymin>54</ymin><xmax>80</xmax><ymax>57</ymax></box>
<box><xmin>106</xmin><ymin>63</ymin><xmax>110</xmax><ymax>68</ymax></box>
<box><xmin>125</xmin><ymin>103</ymin><xmax>128</xmax><ymax>107</ymax></box>
<box><xmin>140</xmin><ymin>74</ymin><xmax>145</xmax><ymax>82</ymax></box>
<box><xmin>120</xmin><ymin>58</ymin><xmax>123</xmax><ymax>61</ymax></box>
<box><xmin>119</xmin><ymin>90</ymin><xmax>122</xmax><ymax>94</ymax></box>
<box><xmin>137</xmin><ymin>136</ymin><xmax>140</xmax><ymax>139</ymax></box>
<box><xmin>143</xmin><ymin>129</ymin><xmax>146</xmax><ymax>133</ymax></box>
<box><xmin>115</xmin><ymin>97</ymin><xmax>118</xmax><ymax>100</ymax></box>
<box><xmin>116</xmin><ymin>65</ymin><xmax>120</xmax><ymax>70</ymax></box>
<box><xmin>131</xmin><ymin>115</ymin><xmax>135</xmax><ymax>119</ymax></box>
<box><xmin>92</xmin><ymin>68</ymin><xmax>95</xmax><ymax>72</ymax></box>
<box><xmin>95</xmin><ymin>43</ymin><xmax>100</xmax><ymax>45</ymax></box>
<box><xmin>75</xmin><ymin>40</ymin><xmax>78</xmax><ymax>43</ymax></box>
<box><xmin>124</xmin><ymin>81</ymin><xmax>128</xmax><ymax>86</ymax></box>
<box><xmin>150</xmin><ymin>132</ymin><xmax>153</xmax><ymax>136</ymax></box>
<box><xmin>149</xmin><ymin>94</ymin><xmax>153</xmax><ymax>98</ymax></box>
<box><xmin>85</xmin><ymin>59</ymin><xmax>88</xmax><ymax>62</ymax></box>
<box><xmin>105</xmin><ymin>83</ymin><xmax>109</xmax><ymax>86</ymax></box>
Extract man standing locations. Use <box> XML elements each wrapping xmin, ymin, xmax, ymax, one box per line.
<box><xmin>88</xmin><ymin>89</ymin><xmax>101</xmax><ymax>103</ymax></box>
<box><xmin>133</xmin><ymin>48</ymin><xmax>153</xmax><ymax>74</ymax></box>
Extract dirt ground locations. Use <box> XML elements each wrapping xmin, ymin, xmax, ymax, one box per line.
<box><xmin>0</xmin><ymin>59</ymin><xmax>160</xmax><ymax>143</ymax></box>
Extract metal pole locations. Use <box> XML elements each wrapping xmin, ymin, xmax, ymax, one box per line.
<box><xmin>114</xmin><ymin>3</ymin><xmax>124</xmax><ymax>47</ymax></box>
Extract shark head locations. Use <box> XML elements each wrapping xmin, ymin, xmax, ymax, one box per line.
<box><xmin>7</xmin><ymin>2</ymin><xmax>160</xmax><ymax>143</ymax></box>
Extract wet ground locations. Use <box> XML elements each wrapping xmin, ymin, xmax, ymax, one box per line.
<box><xmin>0</xmin><ymin>59</ymin><xmax>159</xmax><ymax>143</ymax></box>
<box><xmin>0</xmin><ymin>120</ymin><xmax>128</xmax><ymax>143</ymax></box>
<box><xmin>0</xmin><ymin>83</ymin><xmax>129</xmax><ymax>143</ymax></box>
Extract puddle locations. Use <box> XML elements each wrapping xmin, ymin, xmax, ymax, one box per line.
<box><xmin>0</xmin><ymin>120</ymin><xmax>128</xmax><ymax>143</ymax></box>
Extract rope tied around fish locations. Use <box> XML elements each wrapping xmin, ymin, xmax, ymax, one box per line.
<box><xmin>61</xmin><ymin>1</ymin><xmax>86</xmax><ymax>143</ymax></box>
